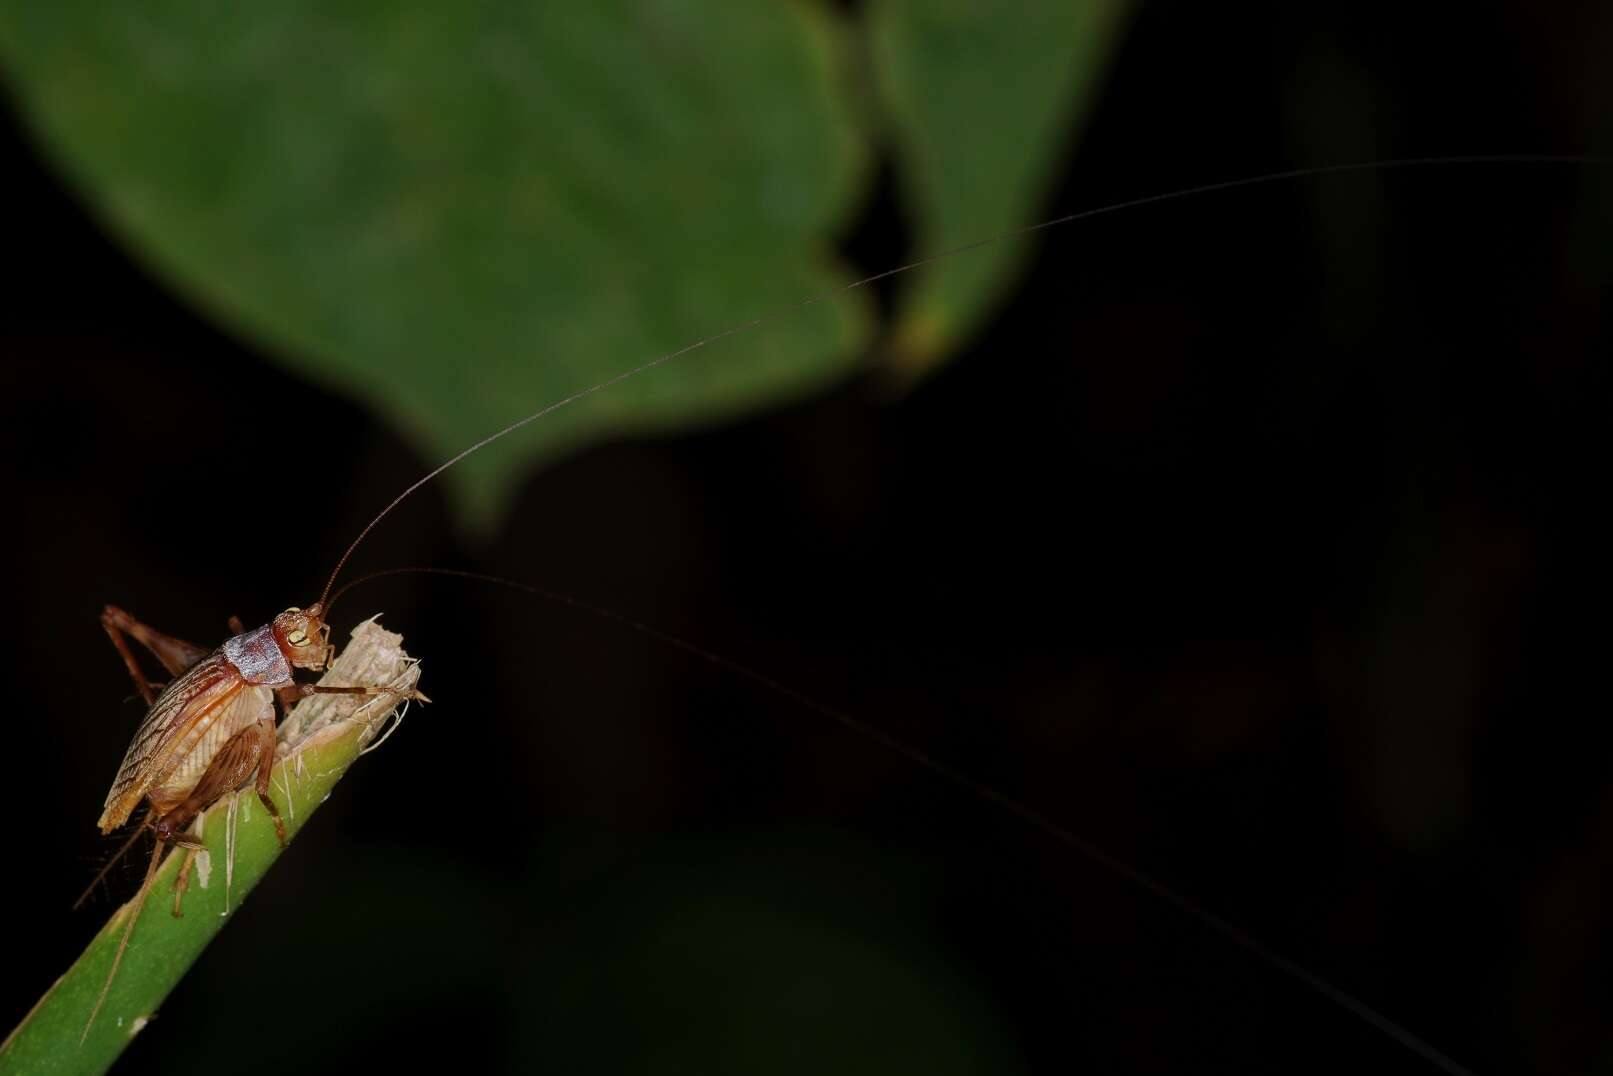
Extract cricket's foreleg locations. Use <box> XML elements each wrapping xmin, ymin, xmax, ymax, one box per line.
<box><xmin>286</xmin><ymin>682</ymin><xmax>432</xmax><ymax>704</ymax></box>
<box><xmin>100</xmin><ymin>605</ymin><xmax>212</xmax><ymax>706</ymax></box>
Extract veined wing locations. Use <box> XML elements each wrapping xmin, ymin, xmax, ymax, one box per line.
<box><xmin>97</xmin><ymin>652</ymin><xmax>244</xmax><ymax>833</ymax></box>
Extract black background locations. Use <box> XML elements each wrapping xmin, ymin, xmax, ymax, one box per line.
<box><xmin>3</xmin><ymin>4</ymin><xmax>1610</xmax><ymax>1074</ymax></box>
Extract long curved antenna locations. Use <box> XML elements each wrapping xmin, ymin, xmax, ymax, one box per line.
<box><xmin>318</xmin><ymin>152</ymin><xmax>1601</xmax><ymax>605</ymax></box>
<box><xmin>331</xmin><ymin>563</ymin><xmax>1477</xmax><ymax>1075</ymax></box>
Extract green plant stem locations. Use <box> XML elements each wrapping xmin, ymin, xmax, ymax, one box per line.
<box><xmin>0</xmin><ymin>620</ymin><xmax>417</xmax><ymax>1076</ymax></box>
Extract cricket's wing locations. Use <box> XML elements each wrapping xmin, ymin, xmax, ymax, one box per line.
<box><xmin>97</xmin><ymin>653</ymin><xmax>246</xmax><ymax>833</ymax></box>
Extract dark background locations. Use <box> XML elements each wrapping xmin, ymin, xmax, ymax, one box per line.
<box><xmin>3</xmin><ymin>4</ymin><xmax>1610</xmax><ymax>1074</ymax></box>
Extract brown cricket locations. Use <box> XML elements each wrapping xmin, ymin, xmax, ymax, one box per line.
<box><xmin>80</xmin><ymin>599</ymin><xmax>427</xmax><ymax>1038</ymax></box>
<box><xmin>90</xmin><ymin>465</ymin><xmax>462</xmax><ymax>898</ymax></box>
<box><xmin>91</xmin><ymin>601</ymin><xmax>430</xmax><ymax>877</ymax></box>
<box><xmin>97</xmin><ymin>605</ymin><xmax>333</xmax><ymax>852</ymax></box>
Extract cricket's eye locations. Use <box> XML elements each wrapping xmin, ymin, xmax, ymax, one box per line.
<box><xmin>287</xmin><ymin>629</ymin><xmax>308</xmax><ymax>646</ymax></box>
<box><xmin>283</xmin><ymin>606</ymin><xmax>301</xmax><ymax>615</ymax></box>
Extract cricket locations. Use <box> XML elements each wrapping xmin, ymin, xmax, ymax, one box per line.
<box><xmin>74</xmin><ymin>595</ymin><xmax>429</xmax><ymax>1041</ymax></box>
<box><xmin>1</xmin><ymin>6</ymin><xmax>1607</xmax><ymax>1074</ymax></box>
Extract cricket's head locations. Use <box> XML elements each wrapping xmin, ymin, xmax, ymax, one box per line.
<box><xmin>272</xmin><ymin>603</ymin><xmax>332</xmax><ymax>670</ymax></box>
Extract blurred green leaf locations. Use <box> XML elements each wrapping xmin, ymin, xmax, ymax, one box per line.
<box><xmin>0</xmin><ymin>0</ymin><xmax>1127</xmax><ymax>527</ymax></box>
<box><xmin>868</xmin><ymin>0</ymin><xmax>1133</xmax><ymax>383</ymax></box>
<box><xmin>0</xmin><ymin>0</ymin><xmax>871</xmax><ymax>528</ymax></box>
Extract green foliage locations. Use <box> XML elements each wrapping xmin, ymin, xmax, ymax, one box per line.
<box><xmin>870</xmin><ymin>0</ymin><xmax>1132</xmax><ymax>382</ymax></box>
<box><xmin>0</xmin><ymin>0</ymin><xmax>1131</xmax><ymax>526</ymax></box>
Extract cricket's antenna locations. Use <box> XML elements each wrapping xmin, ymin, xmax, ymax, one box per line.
<box><xmin>318</xmin><ymin>152</ymin><xmax>1600</xmax><ymax>606</ymax></box>
<box><xmin>327</xmin><ymin>563</ymin><xmax>1477</xmax><ymax>1075</ymax></box>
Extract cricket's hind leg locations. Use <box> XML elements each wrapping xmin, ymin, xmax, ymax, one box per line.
<box><xmin>100</xmin><ymin>605</ymin><xmax>212</xmax><ymax>705</ymax></box>
<box><xmin>154</xmin><ymin>718</ymin><xmax>286</xmax><ymax>919</ymax></box>
<box><xmin>152</xmin><ymin>716</ymin><xmax>285</xmax><ymax>859</ymax></box>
